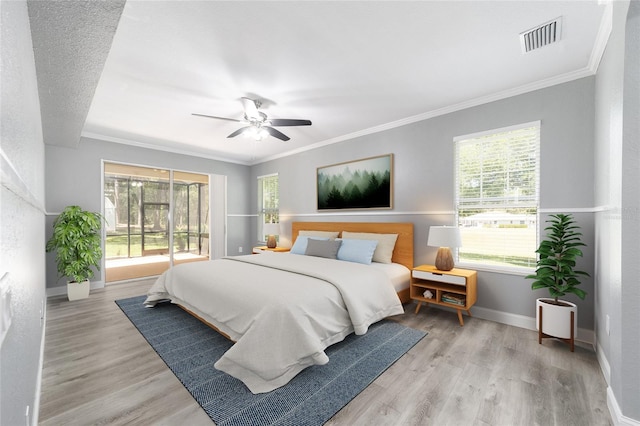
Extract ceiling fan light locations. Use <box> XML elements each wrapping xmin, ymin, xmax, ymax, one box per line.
<box><xmin>242</xmin><ymin>127</ymin><xmax>257</xmax><ymax>138</ymax></box>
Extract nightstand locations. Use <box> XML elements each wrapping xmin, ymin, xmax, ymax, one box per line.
<box><xmin>410</xmin><ymin>264</ymin><xmax>477</xmax><ymax>326</ymax></box>
<box><xmin>252</xmin><ymin>246</ymin><xmax>290</xmax><ymax>254</ymax></box>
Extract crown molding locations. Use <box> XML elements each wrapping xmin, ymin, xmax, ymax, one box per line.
<box><xmin>80</xmin><ymin>132</ymin><xmax>252</xmax><ymax>166</ymax></box>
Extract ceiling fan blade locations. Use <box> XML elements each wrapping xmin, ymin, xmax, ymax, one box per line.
<box><xmin>268</xmin><ymin>119</ymin><xmax>312</xmax><ymax>127</ymax></box>
<box><xmin>241</xmin><ymin>97</ymin><xmax>260</xmax><ymax>120</ymax></box>
<box><xmin>227</xmin><ymin>127</ymin><xmax>252</xmax><ymax>138</ymax></box>
<box><xmin>192</xmin><ymin>113</ymin><xmax>243</xmax><ymax>123</ymax></box>
<box><xmin>264</xmin><ymin>126</ymin><xmax>290</xmax><ymax>141</ymax></box>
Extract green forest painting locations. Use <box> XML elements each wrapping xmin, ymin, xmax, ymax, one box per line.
<box><xmin>317</xmin><ymin>154</ymin><xmax>393</xmax><ymax>210</ymax></box>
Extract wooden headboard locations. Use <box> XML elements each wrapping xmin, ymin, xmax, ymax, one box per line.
<box><xmin>291</xmin><ymin>222</ymin><xmax>414</xmax><ymax>271</ymax></box>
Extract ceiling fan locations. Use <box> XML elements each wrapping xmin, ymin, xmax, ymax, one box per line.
<box><xmin>192</xmin><ymin>97</ymin><xmax>312</xmax><ymax>141</ymax></box>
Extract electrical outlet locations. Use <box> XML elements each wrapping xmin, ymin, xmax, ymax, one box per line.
<box><xmin>606</xmin><ymin>314</ymin><xmax>610</xmax><ymax>335</ymax></box>
<box><xmin>238</xmin><ymin>246</ymin><xmax>243</xmax><ymax>253</ymax></box>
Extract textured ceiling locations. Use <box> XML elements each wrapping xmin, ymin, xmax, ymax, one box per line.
<box><xmin>29</xmin><ymin>1</ymin><xmax>609</xmax><ymax>165</ymax></box>
<box><xmin>27</xmin><ymin>0</ymin><xmax>125</xmax><ymax>148</ymax></box>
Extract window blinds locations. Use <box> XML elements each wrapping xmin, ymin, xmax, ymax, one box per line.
<box><xmin>454</xmin><ymin>122</ymin><xmax>540</xmax><ymax>270</ymax></box>
<box><xmin>257</xmin><ymin>174</ymin><xmax>279</xmax><ymax>240</ymax></box>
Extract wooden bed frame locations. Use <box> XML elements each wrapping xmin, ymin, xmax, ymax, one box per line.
<box><xmin>291</xmin><ymin>222</ymin><xmax>414</xmax><ymax>303</ymax></box>
<box><xmin>181</xmin><ymin>222</ymin><xmax>414</xmax><ymax>339</ymax></box>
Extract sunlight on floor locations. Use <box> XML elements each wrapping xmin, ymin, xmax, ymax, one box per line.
<box><xmin>106</xmin><ymin>253</ymin><xmax>208</xmax><ymax>282</ymax></box>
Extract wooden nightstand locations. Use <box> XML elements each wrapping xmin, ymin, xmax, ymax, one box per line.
<box><xmin>252</xmin><ymin>246</ymin><xmax>290</xmax><ymax>254</ymax></box>
<box><xmin>410</xmin><ymin>264</ymin><xmax>477</xmax><ymax>326</ymax></box>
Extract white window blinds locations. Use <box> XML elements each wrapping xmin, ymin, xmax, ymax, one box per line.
<box><xmin>257</xmin><ymin>174</ymin><xmax>279</xmax><ymax>241</ymax></box>
<box><xmin>454</xmin><ymin>122</ymin><xmax>540</xmax><ymax>270</ymax></box>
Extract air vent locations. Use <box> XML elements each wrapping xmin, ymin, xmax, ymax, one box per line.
<box><xmin>520</xmin><ymin>17</ymin><xmax>562</xmax><ymax>53</ymax></box>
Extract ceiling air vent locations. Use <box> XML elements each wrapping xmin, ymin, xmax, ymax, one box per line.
<box><xmin>520</xmin><ymin>17</ymin><xmax>562</xmax><ymax>53</ymax></box>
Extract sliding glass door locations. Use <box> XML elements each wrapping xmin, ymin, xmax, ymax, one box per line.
<box><xmin>104</xmin><ymin>163</ymin><xmax>210</xmax><ymax>282</ymax></box>
<box><xmin>172</xmin><ymin>171</ymin><xmax>209</xmax><ymax>263</ymax></box>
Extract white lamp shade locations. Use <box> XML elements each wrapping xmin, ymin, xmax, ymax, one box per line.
<box><xmin>427</xmin><ymin>226</ymin><xmax>462</xmax><ymax>248</ymax></box>
<box><xmin>263</xmin><ymin>223</ymin><xmax>280</xmax><ymax>236</ymax></box>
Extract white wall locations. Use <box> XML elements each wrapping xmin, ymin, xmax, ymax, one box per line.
<box><xmin>0</xmin><ymin>1</ymin><xmax>47</xmax><ymax>424</ymax></box>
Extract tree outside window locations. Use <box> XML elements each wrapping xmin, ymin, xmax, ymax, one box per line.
<box><xmin>258</xmin><ymin>174</ymin><xmax>279</xmax><ymax>242</ymax></box>
<box><xmin>455</xmin><ymin>122</ymin><xmax>540</xmax><ymax>270</ymax></box>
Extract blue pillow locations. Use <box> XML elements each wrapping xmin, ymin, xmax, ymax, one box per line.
<box><xmin>336</xmin><ymin>238</ymin><xmax>379</xmax><ymax>264</ymax></box>
<box><xmin>290</xmin><ymin>236</ymin><xmax>329</xmax><ymax>255</ymax></box>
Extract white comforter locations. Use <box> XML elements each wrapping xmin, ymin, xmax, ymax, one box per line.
<box><xmin>144</xmin><ymin>253</ymin><xmax>404</xmax><ymax>393</ymax></box>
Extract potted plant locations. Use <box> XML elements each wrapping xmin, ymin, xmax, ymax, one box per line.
<box><xmin>46</xmin><ymin>205</ymin><xmax>104</xmax><ymax>301</ymax></box>
<box><xmin>526</xmin><ymin>213</ymin><xmax>589</xmax><ymax>351</ymax></box>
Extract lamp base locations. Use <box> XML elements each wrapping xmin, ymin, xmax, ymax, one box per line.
<box><xmin>266</xmin><ymin>235</ymin><xmax>277</xmax><ymax>249</ymax></box>
<box><xmin>435</xmin><ymin>247</ymin><xmax>454</xmax><ymax>271</ymax></box>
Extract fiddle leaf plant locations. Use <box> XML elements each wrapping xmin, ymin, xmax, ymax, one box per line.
<box><xmin>526</xmin><ymin>213</ymin><xmax>589</xmax><ymax>303</ymax></box>
<box><xmin>46</xmin><ymin>205</ymin><xmax>104</xmax><ymax>283</ymax></box>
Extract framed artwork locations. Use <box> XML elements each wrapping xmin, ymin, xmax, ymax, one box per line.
<box><xmin>317</xmin><ymin>154</ymin><xmax>393</xmax><ymax>210</ymax></box>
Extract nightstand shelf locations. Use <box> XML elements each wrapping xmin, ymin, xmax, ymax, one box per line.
<box><xmin>410</xmin><ymin>264</ymin><xmax>477</xmax><ymax>326</ymax></box>
<box><xmin>252</xmin><ymin>246</ymin><xmax>290</xmax><ymax>254</ymax></box>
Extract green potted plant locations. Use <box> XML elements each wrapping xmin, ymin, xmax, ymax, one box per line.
<box><xmin>46</xmin><ymin>205</ymin><xmax>104</xmax><ymax>301</ymax></box>
<box><xmin>526</xmin><ymin>213</ymin><xmax>589</xmax><ymax>350</ymax></box>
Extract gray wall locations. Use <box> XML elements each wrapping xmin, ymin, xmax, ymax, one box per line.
<box><xmin>0</xmin><ymin>1</ymin><xmax>47</xmax><ymax>424</ymax></box>
<box><xmin>6</xmin><ymin>2</ymin><xmax>636</xmax><ymax>423</ymax></box>
<box><xmin>594</xmin><ymin>0</ymin><xmax>626</xmax><ymax>417</ymax></box>
<box><xmin>252</xmin><ymin>77</ymin><xmax>596</xmax><ymax>333</ymax></box>
<box><xmin>596</xmin><ymin>0</ymin><xmax>640</xmax><ymax>421</ymax></box>
<box><xmin>44</xmin><ymin>137</ymin><xmax>253</xmax><ymax>290</ymax></box>
<box><xmin>620</xmin><ymin>1</ymin><xmax>640</xmax><ymax>418</ymax></box>
<box><xmin>594</xmin><ymin>0</ymin><xmax>640</xmax><ymax>422</ymax></box>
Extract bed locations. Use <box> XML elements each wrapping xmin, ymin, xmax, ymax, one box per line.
<box><xmin>144</xmin><ymin>222</ymin><xmax>414</xmax><ymax>393</ymax></box>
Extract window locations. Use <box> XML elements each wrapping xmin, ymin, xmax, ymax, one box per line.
<box><xmin>454</xmin><ymin>121</ymin><xmax>540</xmax><ymax>270</ymax></box>
<box><xmin>258</xmin><ymin>174</ymin><xmax>279</xmax><ymax>241</ymax></box>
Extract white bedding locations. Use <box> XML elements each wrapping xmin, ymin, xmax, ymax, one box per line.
<box><xmin>144</xmin><ymin>253</ymin><xmax>404</xmax><ymax>393</ymax></box>
<box><xmin>368</xmin><ymin>261</ymin><xmax>411</xmax><ymax>292</ymax></box>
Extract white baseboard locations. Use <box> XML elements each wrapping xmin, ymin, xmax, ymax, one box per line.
<box><xmin>33</xmin><ymin>294</ymin><xmax>46</xmax><ymax>426</ymax></box>
<box><xmin>471</xmin><ymin>305</ymin><xmax>595</xmax><ymax>345</ymax></box>
<box><xmin>596</xmin><ymin>342</ymin><xmax>612</xmax><ymax>385</ymax></box>
<box><xmin>470</xmin><ymin>305</ymin><xmax>640</xmax><ymax>425</ymax></box>
<box><xmin>39</xmin><ymin>287</ymin><xmax>636</xmax><ymax>424</ymax></box>
<box><xmin>608</xmin><ymin>387</ymin><xmax>640</xmax><ymax>426</ymax></box>
<box><xmin>45</xmin><ymin>280</ymin><xmax>105</xmax><ymax>298</ymax></box>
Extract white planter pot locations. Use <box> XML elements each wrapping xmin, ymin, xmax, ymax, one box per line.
<box><xmin>67</xmin><ymin>280</ymin><xmax>90</xmax><ymax>301</ymax></box>
<box><xmin>536</xmin><ymin>298</ymin><xmax>577</xmax><ymax>339</ymax></box>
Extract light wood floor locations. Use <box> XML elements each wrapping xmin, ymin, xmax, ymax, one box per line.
<box><xmin>40</xmin><ymin>280</ymin><xmax>612</xmax><ymax>426</ymax></box>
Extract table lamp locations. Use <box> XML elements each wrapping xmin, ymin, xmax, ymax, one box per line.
<box><xmin>263</xmin><ymin>223</ymin><xmax>280</xmax><ymax>249</ymax></box>
<box><xmin>427</xmin><ymin>225</ymin><xmax>462</xmax><ymax>271</ymax></box>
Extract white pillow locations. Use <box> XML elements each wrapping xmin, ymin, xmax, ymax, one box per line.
<box><xmin>340</xmin><ymin>231</ymin><xmax>398</xmax><ymax>264</ymax></box>
<box><xmin>336</xmin><ymin>238</ymin><xmax>378</xmax><ymax>265</ymax></box>
<box><xmin>290</xmin><ymin>236</ymin><xmax>329</xmax><ymax>255</ymax></box>
<box><xmin>298</xmin><ymin>230</ymin><xmax>340</xmax><ymax>239</ymax></box>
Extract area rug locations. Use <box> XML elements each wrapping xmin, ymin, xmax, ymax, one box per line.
<box><xmin>116</xmin><ymin>295</ymin><xmax>426</xmax><ymax>426</ymax></box>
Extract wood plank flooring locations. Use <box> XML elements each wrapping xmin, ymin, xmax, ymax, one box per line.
<box><xmin>39</xmin><ymin>280</ymin><xmax>611</xmax><ymax>425</ymax></box>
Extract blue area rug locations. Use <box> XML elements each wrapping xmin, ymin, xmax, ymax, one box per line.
<box><xmin>116</xmin><ymin>295</ymin><xmax>426</xmax><ymax>426</ymax></box>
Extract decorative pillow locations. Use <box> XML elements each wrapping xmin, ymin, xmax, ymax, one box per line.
<box><xmin>298</xmin><ymin>230</ymin><xmax>340</xmax><ymax>239</ymax></box>
<box><xmin>290</xmin><ymin>236</ymin><xmax>329</xmax><ymax>255</ymax></box>
<box><xmin>336</xmin><ymin>238</ymin><xmax>378</xmax><ymax>265</ymax></box>
<box><xmin>304</xmin><ymin>238</ymin><xmax>342</xmax><ymax>259</ymax></box>
<box><xmin>340</xmin><ymin>232</ymin><xmax>398</xmax><ymax>264</ymax></box>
